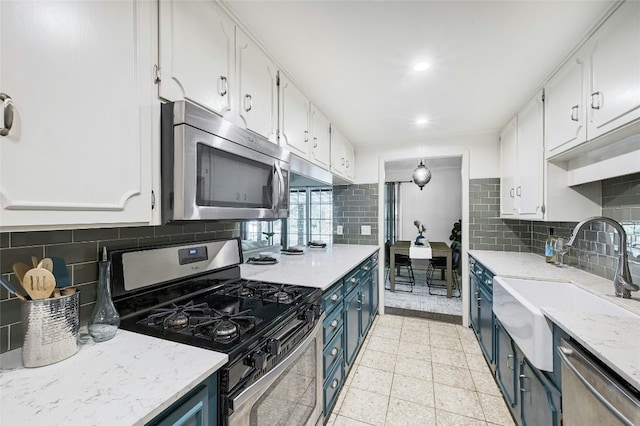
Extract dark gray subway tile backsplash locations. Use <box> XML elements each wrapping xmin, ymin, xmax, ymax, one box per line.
<box><xmin>333</xmin><ymin>184</ymin><xmax>379</xmax><ymax>246</ymax></box>
<box><xmin>0</xmin><ymin>222</ymin><xmax>240</xmax><ymax>353</ymax></box>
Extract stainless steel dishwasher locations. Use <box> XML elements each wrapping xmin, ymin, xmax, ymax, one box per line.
<box><xmin>558</xmin><ymin>339</ymin><xmax>640</xmax><ymax>426</ymax></box>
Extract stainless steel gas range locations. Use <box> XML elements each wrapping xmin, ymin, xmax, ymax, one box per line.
<box><xmin>110</xmin><ymin>238</ymin><xmax>324</xmax><ymax>426</ymax></box>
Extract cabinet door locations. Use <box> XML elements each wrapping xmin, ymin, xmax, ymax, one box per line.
<box><xmin>0</xmin><ymin>0</ymin><xmax>154</xmax><ymax>229</ymax></box>
<box><xmin>309</xmin><ymin>104</ymin><xmax>331</xmax><ymax>168</ymax></box>
<box><xmin>236</xmin><ymin>29</ymin><xmax>278</xmax><ymax>142</ymax></box>
<box><xmin>154</xmin><ymin>387</ymin><xmax>209</xmax><ymax>426</ymax></box>
<box><xmin>544</xmin><ymin>52</ymin><xmax>588</xmax><ymax>157</ymax></box>
<box><xmin>495</xmin><ymin>322</ymin><xmax>518</xmax><ymax>409</ymax></box>
<box><xmin>359</xmin><ymin>281</ymin><xmax>372</xmax><ymax>338</ymax></box>
<box><xmin>519</xmin><ymin>359</ymin><xmax>562</xmax><ymax>426</ymax></box>
<box><xmin>469</xmin><ymin>273</ymin><xmax>480</xmax><ymax>333</ymax></box>
<box><xmin>587</xmin><ymin>1</ymin><xmax>640</xmax><ymax>140</ymax></box>
<box><xmin>499</xmin><ymin>116</ymin><xmax>517</xmax><ymax>217</ymax></box>
<box><xmin>158</xmin><ymin>0</ymin><xmax>233</xmax><ymax>117</ymax></box>
<box><xmin>515</xmin><ymin>92</ymin><xmax>544</xmax><ymax>218</ymax></box>
<box><xmin>279</xmin><ymin>73</ymin><xmax>310</xmax><ymax>158</ymax></box>
<box><xmin>344</xmin><ymin>286</ymin><xmax>361</xmax><ymax>367</ymax></box>
<box><xmin>477</xmin><ymin>284</ymin><xmax>494</xmax><ymax>365</ymax></box>
<box><xmin>344</xmin><ymin>140</ymin><xmax>356</xmax><ymax>181</ymax></box>
<box><xmin>330</xmin><ymin>127</ymin><xmax>346</xmax><ymax>177</ymax></box>
<box><xmin>370</xmin><ymin>258</ymin><xmax>379</xmax><ymax>315</ymax></box>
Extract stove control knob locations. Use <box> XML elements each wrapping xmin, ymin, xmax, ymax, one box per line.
<box><xmin>266</xmin><ymin>339</ymin><xmax>281</xmax><ymax>356</ymax></box>
<box><xmin>303</xmin><ymin>306</ymin><xmax>316</xmax><ymax>322</ymax></box>
<box><xmin>250</xmin><ymin>351</ymin><xmax>269</xmax><ymax>370</ymax></box>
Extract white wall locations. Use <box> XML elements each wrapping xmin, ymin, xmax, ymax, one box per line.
<box><xmin>392</xmin><ymin>166</ymin><xmax>462</xmax><ymax>244</ymax></box>
<box><xmin>355</xmin><ymin>132</ymin><xmax>499</xmax><ymax>184</ymax></box>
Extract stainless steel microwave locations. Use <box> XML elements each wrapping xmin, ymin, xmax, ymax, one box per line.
<box><xmin>161</xmin><ymin>101</ymin><xmax>290</xmax><ymax>223</ymax></box>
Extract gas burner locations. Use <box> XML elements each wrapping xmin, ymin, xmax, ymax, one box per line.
<box><xmin>145</xmin><ymin>301</ymin><xmax>210</xmax><ymax>329</ymax></box>
<box><xmin>191</xmin><ymin>308</ymin><xmax>259</xmax><ymax>343</ymax></box>
<box><xmin>272</xmin><ymin>291</ymin><xmax>292</xmax><ymax>303</ymax></box>
<box><xmin>261</xmin><ymin>284</ymin><xmax>305</xmax><ymax>304</ymax></box>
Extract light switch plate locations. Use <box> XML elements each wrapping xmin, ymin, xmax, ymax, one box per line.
<box><xmin>361</xmin><ymin>225</ymin><xmax>371</xmax><ymax>236</ymax></box>
<box><xmin>336</xmin><ymin>225</ymin><xmax>343</xmax><ymax>235</ymax></box>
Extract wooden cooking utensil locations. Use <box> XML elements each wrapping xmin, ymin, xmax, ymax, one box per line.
<box><xmin>37</xmin><ymin>258</ymin><xmax>54</xmax><ymax>273</ymax></box>
<box><xmin>22</xmin><ymin>268</ymin><xmax>56</xmax><ymax>300</ymax></box>
<box><xmin>61</xmin><ymin>287</ymin><xmax>76</xmax><ymax>296</ymax></box>
<box><xmin>0</xmin><ymin>276</ymin><xmax>27</xmax><ymax>301</ymax></box>
<box><xmin>12</xmin><ymin>262</ymin><xmax>31</xmax><ymax>285</ymax></box>
<box><xmin>31</xmin><ymin>256</ymin><xmax>39</xmax><ymax>268</ymax></box>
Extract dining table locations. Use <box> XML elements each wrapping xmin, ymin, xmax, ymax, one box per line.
<box><xmin>389</xmin><ymin>240</ymin><xmax>453</xmax><ymax>297</ymax></box>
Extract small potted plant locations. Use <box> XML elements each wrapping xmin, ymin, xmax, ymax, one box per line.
<box><xmin>414</xmin><ymin>220</ymin><xmax>426</xmax><ymax>245</ymax></box>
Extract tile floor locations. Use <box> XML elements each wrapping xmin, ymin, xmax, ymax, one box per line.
<box><xmin>384</xmin><ymin>268</ymin><xmax>463</xmax><ymax>318</ymax></box>
<box><xmin>324</xmin><ymin>314</ymin><xmax>515</xmax><ymax>426</ymax></box>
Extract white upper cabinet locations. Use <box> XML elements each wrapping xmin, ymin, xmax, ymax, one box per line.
<box><xmin>587</xmin><ymin>0</ymin><xmax>640</xmax><ymax>140</ymax></box>
<box><xmin>0</xmin><ymin>0</ymin><xmax>155</xmax><ymax>230</ymax></box>
<box><xmin>544</xmin><ymin>52</ymin><xmax>587</xmax><ymax>157</ymax></box>
<box><xmin>499</xmin><ymin>116</ymin><xmax>518</xmax><ymax>217</ymax></box>
<box><xmin>515</xmin><ymin>93</ymin><xmax>544</xmax><ymax>218</ymax></box>
<box><xmin>330</xmin><ymin>126</ymin><xmax>355</xmax><ymax>182</ymax></box>
<box><xmin>236</xmin><ymin>29</ymin><xmax>278</xmax><ymax>142</ymax></box>
<box><xmin>279</xmin><ymin>72</ymin><xmax>312</xmax><ymax>158</ymax></box>
<box><xmin>545</xmin><ymin>1</ymin><xmax>640</xmax><ymax>159</ymax></box>
<box><xmin>158</xmin><ymin>0</ymin><xmax>233</xmax><ymax>118</ymax></box>
<box><xmin>309</xmin><ymin>104</ymin><xmax>331</xmax><ymax>169</ymax></box>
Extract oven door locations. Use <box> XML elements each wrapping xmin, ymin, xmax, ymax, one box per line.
<box><xmin>169</xmin><ymin>123</ymin><xmax>289</xmax><ymax>222</ymax></box>
<box><xmin>226</xmin><ymin>318</ymin><xmax>324</xmax><ymax>426</ymax></box>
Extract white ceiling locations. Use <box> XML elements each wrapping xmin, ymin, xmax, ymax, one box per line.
<box><xmin>224</xmin><ymin>0</ymin><xmax>615</xmax><ymax>147</ymax></box>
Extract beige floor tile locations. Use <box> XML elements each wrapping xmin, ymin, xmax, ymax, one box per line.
<box><xmin>401</xmin><ymin>317</ymin><xmax>431</xmax><ymax>333</ymax></box>
<box><xmin>359</xmin><ymin>349</ymin><xmax>397</xmax><ymax>373</ymax></box>
<box><xmin>460</xmin><ymin>339</ymin><xmax>484</xmax><ymax>356</ymax></box>
<box><xmin>333</xmin><ymin>384</ymin><xmax>350</xmax><ymax>413</ymax></box>
<box><xmin>436</xmin><ymin>410</ymin><xmax>488</xmax><ymax>426</ymax></box>
<box><xmin>433</xmin><ymin>383</ymin><xmax>484</xmax><ymax>421</ymax></box>
<box><xmin>338</xmin><ymin>387</ymin><xmax>389</xmax><ymax>426</ymax></box>
<box><xmin>430</xmin><ymin>346</ymin><xmax>469</xmax><ymax>369</ymax></box>
<box><xmin>390</xmin><ymin>373</ymin><xmax>435</xmax><ymax>407</ymax></box>
<box><xmin>366</xmin><ymin>336</ymin><xmax>400</xmax><ymax>355</ymax></box>
<box><xmin>334</xmin><ymin>414</ymin><xmax>376</xmax><ymax>426</ymax></box>
<box><xmin>399</xmin><ymin>328</ymin><xmax>430</xmax><ymax>346</ymax></box>
<box><xmin>477</xmin><ymin>393</ymin><xmax>516</xmax><ymax>426</ymax></box>
<box><xmin>465</xmin><ymin>352</ymin><xmax>491</xmax><ymax>372</ymax></box>
<box><xmin>470</xmin><ymin>368</ymin><xmax>502</xmax><ymax>396</ymax></box>
<box><xmin>345</xmin><ymin>367</ymin><xmax>356</xmax><ymax>386</ymax></box>
<box><xmin>372</xmin><ymin>324</ymin><xmax>402</xmax><ymax>341</ymax></box>
<box><xmin>350</xmin><ymin>365</ymin><xmax>394</xmax><ymax>396</ymax></box>
<box><xmin>456</xmin><ymin>325</ymin><xmax>476</xmax><ymax>340</ymax></box>
<box><xmin>428</xmin><ymin>321</ymin><xmax>459</xmax><ymax>336</ymax></box>
<box><xmin>376</xmin><ymin>314</ymin><xmax>404</xmax><ymax>329</ymax></box>
<box><xmin>397</xmin><ymin>340</ymin><xmax>432</xmax><ymax>361</ymax></box>
<box><xmin>325</xmin><ymin>412</ymin><xmax>338</xmax><ymax>426</ymax></box>
<box><xmin>385</xmin><ymin>397</ymin><xmax>437</xmax><ymax>426</ymax></box>
<box><xmin>430</xmin><ymin>332</ymin><xmax>463</xmax><ymax>351</ymax></box>
<box><xmin>395</xmin><ymin>356</ymin><xmax>433</xmax><ymax>382</ymax></box>
<box><xmin>431</xmin><ymin>362</ymin><xmax>475</xmax><ymax>391</ymax></box>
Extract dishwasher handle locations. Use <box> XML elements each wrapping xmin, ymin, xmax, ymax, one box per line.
<box><xmin>557</xmin><ymin>342</ymin><xmax>639</xmax><ymax>426</ymax></box>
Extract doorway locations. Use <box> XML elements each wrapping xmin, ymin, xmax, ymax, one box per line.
<box><xmin>381</xmin><ymin>156</ymin><xmax>465</xmax><ymax>323</ymax></box>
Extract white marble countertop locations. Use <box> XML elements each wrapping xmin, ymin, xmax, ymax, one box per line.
<box><xmin>241</xmin><ymin>244</ymin><xmax>379</xmax><ymax>290</ymax></box>
<box><xmin>0</xmin><ymin>329</ymin><xmax>228</xmax><ymax>426</ymax></box>
<box><xmin>468</xmin><ymin>250</ymin><xmax>640</xmax><ymax>390</ymax></box>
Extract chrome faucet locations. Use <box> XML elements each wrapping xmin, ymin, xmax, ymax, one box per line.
<box><xmin>567</xmin><ymin>216</ymin><xmax>639</xmax><ymax>299</ymax></box>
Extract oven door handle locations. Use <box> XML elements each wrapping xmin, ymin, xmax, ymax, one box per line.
<box><xmin>230</xmin><ymin>319</ymin><xmax>322</xmax><ymax>410</ymax></box>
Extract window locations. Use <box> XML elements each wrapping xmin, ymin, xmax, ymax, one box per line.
<box><xmin>288</xmin><ymin>188</ymin><xmax>332</xmax><ymax>246</ymax></box>
<box><xmin>242</xmin><ymin>220</ymin><xmax>282</xmax><ymax>246</ymax></box>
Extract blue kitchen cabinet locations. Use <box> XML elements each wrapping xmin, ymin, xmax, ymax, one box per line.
<box><xmin>495</xmin><ymin>319</ymin><xmax>518</xmax><ymax>409</ymax></box>
<box><xmin>148</xmin><ymin>373</ymin><xmax>217</xmax><ymax>426</ymax></box>
<box><xmin>469</xmin><ymin>256</ymin><xmax>495</xmax><ymax>371</ymax></box>
<box><xmin>370</xmin><ymin>253</ymin><xmax>379</xmax><ymax>316</ymax></box>
<box><xmin>344</xmin><ymin>284</ymin><xmax>361</xmax><ymax>367</ymax></box>
<box><xmin>519</xmin><ymin>357</ymin><xmax>562</xmax><ymax>426</ymax></box>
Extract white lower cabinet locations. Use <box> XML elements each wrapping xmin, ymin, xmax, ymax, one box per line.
<box><xmin>0</xmin><ymin>0</ymin><xmax>156</xmax><ymax>230</ymax></box>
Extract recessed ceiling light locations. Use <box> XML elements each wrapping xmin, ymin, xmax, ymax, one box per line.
<box><xmin>415</xmin><ymin>117</ymin><xmax>429</xmax><ymax>125</ymax></box>
<box><xmin>413</xmin><ymin>62</ymin><xmax>430</xmax><ymax>72</ymax></box>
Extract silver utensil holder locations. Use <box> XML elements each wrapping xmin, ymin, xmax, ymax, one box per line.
<box><xmin>21</xmin><ymin>292</ymin><xmax>80</xmax><ymax>367</ymax></box>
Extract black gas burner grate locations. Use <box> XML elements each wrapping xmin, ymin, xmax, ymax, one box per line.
<box><xmin>217</xmin><ymin>281</ymin><xmax>307</xmax><ymax>304</ymax></box>
<box><xmin>144</xmin><ymin>301</ymin><xmax>210</xmax><ymax>329</ymax></box>
<box><xmin>191</xmin><ymin>307</ymin><xmax>259</xmax><ymax>343</ymax></box>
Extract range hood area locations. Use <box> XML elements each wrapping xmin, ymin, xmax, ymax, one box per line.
<box><xmin>289</xmin><ymin>155</ymin><xmax>333</xmax><ymax>188</ymax></box>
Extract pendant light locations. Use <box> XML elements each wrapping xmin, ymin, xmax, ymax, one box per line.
<box><xmin>412</xmin><ymin>160</ymin><xmax>432</xmax><ymax>190</ymax></box>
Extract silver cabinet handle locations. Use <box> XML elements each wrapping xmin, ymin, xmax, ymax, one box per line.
<box><xmin>516</xmin><ymin>186</ymin><xmax>521</xmax><ymax>197</ymax></box>
<box><xmin>331</xmin><ymin>378</ymin><xmax>339</xmax><ymax>389</ymax></box>
<box><xmin>509</xmin><ymin>188</ymin><xmax>514</xmax><ymax>198</ymax></box>
<box><xmin>313</xmin><ymin>137</ymin><xmax>318</xmax><ymax>148</ymax></box>
<box><xmin>304</xmin><ymin>130</ymin><xmax>309</xmax><ymax>142</ymax></box>
<box><xmin>330</xmin><ymin>319</ymin><xmax>338</xmax><ymax>327</ymax></box>
<box><xmin>350</xmin><ymin>278</ymin><xmax>356</xmax><ymax>283</ymax></box>
<box><xmin>357</xmin><ymin>296</ymin><xmax>362</xmax><ymax>311</ymax></box>
<box><xmin>218</xmin><ymin>76</ymin><xmax>228</xmax><ymax>97</ymax></box>
<box><xmin>485</xmin><ymin>278</ymin><xmax>492</xmax><ymax>285</ymax></box>
<box><xmin>507</xmin><ymin>354</ymin><xmax>514</xmax><ymax>370</ymax></box>
<box><xmin>330</xmin><ymin>293</ymin><xmax>339</xmax><ymax>301</ymax></box>
<box><xmin>341</xmin><ymin>157</ymin><xmax>345</xmax><ymax>166</ymax></box>
<box><xmin>346</xmin><ymin>160</ymin><xmax>350</xmax><ymax>169</ymax></box>
<box><xmin>571</xmin><ymin>105</ymin><xmax>579</xmax><ymax>121</ymax></box>
<box><xmin>519</xmin><ymin>374</ymin><xmax>528</xmax><ymax>392</ymax></box>
<box><xmin>364</xmin><ymin>266</ymin><xmax>369</xmax><ymax>271</ymax></box>
<box><xmin>330</xmin><ymin>347</ymin><xmax>338</xmax><ymax>356</ymax></box>
<box><xmin>0</xmin><ymin>93</ymin><xmax>13</xmax><ymax>137</ymax></box>
<box><xmin>590</xmin><ymin>91</ymin><xmax>601</xmax><ymax>110</ymax></box>
<box><xmin>244</xmin><ymin>94</ymin><xmax>252</xmax><ymax>112</ymax></box>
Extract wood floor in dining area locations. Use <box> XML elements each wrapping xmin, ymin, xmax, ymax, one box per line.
<box><xmin>324</xmin><ymin>314</ymin><xmax>515</xmax><ymax>426</ymax></box>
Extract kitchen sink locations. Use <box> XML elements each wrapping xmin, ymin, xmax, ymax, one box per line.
<box><xmin>493</xmin><ymin>277</ymin><xmax>636</xmax><ymax>372</ymax></box>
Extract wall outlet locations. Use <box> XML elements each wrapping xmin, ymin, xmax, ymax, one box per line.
<box><xmin>336</xmin><ymin>225</ymin><xmax>343</xmax><ymax>235</ymax></box>
<box><xmin>361</xmin><ymin>225</ymin><xmax>371</xmax><ymax>236</ymax></box>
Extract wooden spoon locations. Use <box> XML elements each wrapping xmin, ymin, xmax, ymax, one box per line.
<box><xmin>37</xmin><ymin>258</ymin><xmax>53</xmax><ymax>273</ymax></box>
<box><xmin>61</xmin><ymin>287</ymin><xmax>76</xmax><ymax>296</ymax></box>
<box><xmin>31</xmin><ymin>256</ymin><xmax>39</xmax><ymax>268</ymax></box>
<box><xmin>12</xmin><ymin>262</ymin><xmax>31</xmax><ymax>285</ymax></box>
<box><xmin>22</xmin><ymin>268</ymin><xmax>56</xmax><ymax>300</ymax></box>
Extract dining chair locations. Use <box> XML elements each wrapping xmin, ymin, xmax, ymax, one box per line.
<box><xmin>384</xmin><ymin>240</ymin><xmax>415</xmax><ymax>292</ymax></box>
<box><xmin>426</xmin><ymin>242</ymin><xmax>461</xmax><ymax>297</ymax></box>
